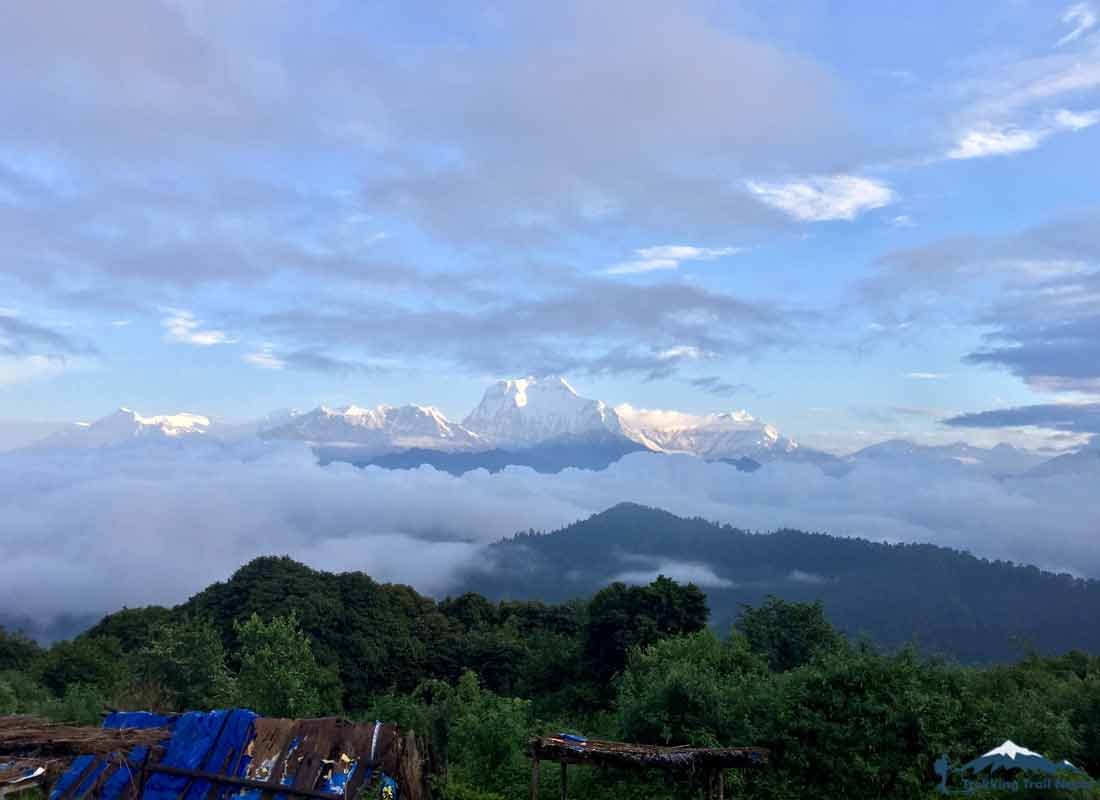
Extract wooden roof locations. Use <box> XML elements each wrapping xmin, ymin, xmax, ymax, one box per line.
<box><xmin>528</xmin><ymin>734</ymin><xmax>768</xmax><ymax>771</ymax></box>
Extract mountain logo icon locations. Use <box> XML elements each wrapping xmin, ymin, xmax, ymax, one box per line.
<box><xmin>934</xmin><ymin>741</ymin><xmax>1095</xmax><ymax>795</ymax></box>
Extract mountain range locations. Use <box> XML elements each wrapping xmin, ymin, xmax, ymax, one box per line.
<box><xmin>13</xmin><ymin>374</ymin><xmax>1089</xmax><ymax>477</ymax></box>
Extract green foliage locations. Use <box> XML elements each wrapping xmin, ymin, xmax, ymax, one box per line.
<box><xmin>736</xmin><ymin>596</ymin><xmax>843</xmax><ymax>672</ymax></box>
<box><xmin>134</xmin><ymin>616</ymin><xmax>235</xmax><ymax>711</ymax></box>
<box><xmin>618</xmin><ymin>630</ymin><xmax>765</xmax><ymax>745</ymax></box>
<box><xmin>22</xmin><ymin>553</ymin><xmax>1100</xmax><ymax>800</ymax></box>
<box><xmin>432</xmin><ymin>781</ymin><xmax>506</xmax><ymax>800</ymax></box>
<box><xmin>234</xmin><ymin>611</ymin><xmax>328</xmax><ymax>717</ymax></box>
<box><xmin>35</xmin><ymin>634</ymin><xmax>131</xmax><ymax>697</ymax></box>
<box><xmin>0</xmin><ymin>669</ymin><xmax>52</xmax><ymax>715</ymax></box>
<box><xmin>446</xmin><ymin>671</ymin><xmax>533</xmax><ymax>796</ymax></box>
<box><xmin>49</xmin><ymin>683</ymin><xmax>107</xmax><ymax>725</ymax></box>
<box><xmin>750</xmin><ymin>644</ymin><xmax>972</xmax><ymax>800</ymax></box>
<box><xmin>83</xmin><ymin>606</ymin><xmax>174</xmax><ymax>652</ymax></box>
<box><xmin>0</xmin><ymin>626</ymin><xmax>43</xmax><ymax>672</ymax></box>
<box><xmin>583</xmin><ymin>575</ymin><xmax>709</xmax><ymax>689</ymax></box>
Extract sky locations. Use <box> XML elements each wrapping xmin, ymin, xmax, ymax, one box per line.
<box><xmin>3</xmin><ymin>1</ymin><xmax>1100</xmax><ymax>454</ymax></box>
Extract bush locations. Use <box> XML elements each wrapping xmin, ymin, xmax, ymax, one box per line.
<box><xmin>36</xmin><ymin>635</ymin><xmax>131</xmax><ymax>698</ymax></box>
<box><xmin>445</xmin><ymin>672</ymin><xmax>533</xmax><ymax>798</ymax></box>
<box><xmin>135</xmin><ymin>616</ymin><xmax>235</xmax><ymax>711</ymax></box>
<box><xmin>48</xmin><ymin>683</ymin><xmax>107</xmax><ymax>725</ymax></box>
<box><xmin>235</xmin><ymin>611</ymin><xmax>329</xmax><ymax>717</ymax></box>
<box><xmin>618</xmin><ymin>630</ymin><xmax>765</xmax><ymax>746</ymax></box>
<box><xmin>0</xmin><ymin>670</ymin><xmax>53</xmax><ymax>715</ymax></box>
<box><xmin>0</xmin><ymin>627</ymin><xmax>43</xmax><ymax>672</ymax></box>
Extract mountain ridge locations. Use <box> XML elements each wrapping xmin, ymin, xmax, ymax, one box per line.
<box><xmin>463</xmin><ymin>502</ymin><xmax>1100</xmax><ymax>663</ymax></box>
<box><xmin>14</xmin><ymin>375</ymin><xmax>1082</xmax><ymax>477</ymax></box>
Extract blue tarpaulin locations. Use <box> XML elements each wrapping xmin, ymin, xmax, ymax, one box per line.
<box><xmin>140</xmin><ymin>709</ymin><xmax>258</xmax><ymax>800</ymax></box>
<box><xmin>50</xmin><ymin>712</ymin><xmax>175</xmax><ymax>800</ymax></box>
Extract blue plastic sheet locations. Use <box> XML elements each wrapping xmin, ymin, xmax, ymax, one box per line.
<box><xmin>50</xmin><ymin>712</ymin><xmax>174</xmax><ymax>800</ymax></box>
<box><xmin>50</xmin><ymin>710</ymin><xmax>257</xmax><ymax>800</ymax></box>
<box><xmin>142</xmin><ymin>709</ymin><xmax>257</xmax><ymax>800</ymax></box>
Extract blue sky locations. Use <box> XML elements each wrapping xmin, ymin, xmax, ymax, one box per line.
<box><xmin>2</xmin><ymin>0</ymin><xmax>1100</xmax><ymax>453</ymax></box>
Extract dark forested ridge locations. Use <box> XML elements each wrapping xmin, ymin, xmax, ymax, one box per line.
<box><xmin>462</xmin><ymin>502</ymin><xmax>1100</xmax><ymax>662</ymax></box>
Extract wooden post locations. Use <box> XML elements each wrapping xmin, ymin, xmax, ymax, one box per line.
<box><xmin>530</xmin><ymin>759</ymin><xmax>540</xmax><ymax>800</ymax></box>
<box><xmin>717</xmin><ymin>768</ymin><xmax>724</xmax><ymax>800</ymax></box>
<box><xmin>559</xmin><ymin>762</ymin><xmax>567</xmax><ymax>800</ymax></box>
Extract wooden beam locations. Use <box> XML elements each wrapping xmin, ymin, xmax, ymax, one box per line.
<box><xmin>559</xmin><ymin>762</ymin><xmax>567</xmax><ymax>800</ymax></box>
<box><xmin>530</xmin><ymin>759</ymin><xmax>539</xmax><ymax>800</ymax></box>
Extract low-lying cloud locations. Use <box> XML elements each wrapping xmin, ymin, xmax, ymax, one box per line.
<box><xmin>2</xmin><ymin>442</ymin><xmax>1098</xmax><ymax>633</ymax></box>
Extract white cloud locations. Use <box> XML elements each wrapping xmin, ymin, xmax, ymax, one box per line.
<box><xmin>788</xmin><ymin>569</ymin><xmax>827</xmax><ymax>584</ymax></box>
<box><xmin>947</xmin><ymin>125</ymin><xmax>1044</xmax><ymax>159</ymax></box>
<box><xmin>606</xmin><ymin>245</ymin><xmax>741</xmax><ymax>275</ymax></box>
<box><xmin>945</xmin><ymin>109</ymin><xmax>1098</xmax><ymax>160</ymax></box>
<box><xmin>612</xmin><ymin>561</ymin><xmax>734</xmax><ymax>589</ymax></box>
<box><xmin>243</xmin><ymin>344</ymin><xmax>286</xmax><ymax>370</ymax></box>
<box><xmin>905</xmin><ymin>372</ymin><xmax>949</xmax><ymax>380</ymax></box>
<box><xmin>1057</xmin><ymin>3</ymin><xmax>1098</xmax><ymax>46</ymax></box>
<box><xmin>890</xmin><ymin>215</ymin><xmax>916</xmax><ymax>228</ymax></box>
<box><xmin>1053</xmin><ymin>107</ymin><xmax>1100</xmax><ymax>130</ymax></box>
<box><xmin>745</xmin><ymin>175</ymin><xmax>896</xmax><ymax>222</ymax></box>
<box><xmin>1</xmin><ymin>445</ymin><xmax>1099</xmax><ymax>629</ymax></box>
<box><xmin>655</xmin><ymin>345</ymin><xmax>704</xmax><ymax>361</ymax></box>
<box><xmin>161</xmin><ymin>308</ymin><xmax>236</xmax><ymax>346</ymax></box>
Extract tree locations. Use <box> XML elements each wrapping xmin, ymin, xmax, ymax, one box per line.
<box><xmin>736</xmin><ymin>597</ymin><xmax>843</xmax><ymax>672</ymax></box>
<box><xmin>135</xmin><ymin>616</ymin><xmax>235</xmax><ymax>711</ymax></box>
<box><xmin>752</xmin><ymin>644</ymin><xmax>971</xmax><ymax>800</ymax></box>
<box><xmin>36</xmin><ymin>635</ymin><xmax>131</xmax><ymax>697</ymax></box>
<box><xmin>0</xmin><ymin>626</ymin><xmax>42</xmax><ymax>672</ymax></box>
<box><xmin>618</xmin><ymin>630</ymin><xmax>766</xmax><ymax>746</ymax></box>
<box><xmin>83</xmin><ymin>606</ymin><xmax>174</xmax><ymax>652</ymax></box>
<box><xmin>445</xmin><ymin>672</ymin><xmax>532</xmax><ymax>799</ymax></box>
<box><xmin>583</xmin><ymin>576</ymin><xmax>709</xmax><ymax>688</ymax></box>
<box><xmin>234</xmin><ymin>611</ymin><xmax>326</xmax><ymax>717</ymax></box>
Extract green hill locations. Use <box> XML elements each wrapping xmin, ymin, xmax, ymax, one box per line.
<box><xmin>460</xmin><ymin>502</ymin><xmax>1099</xmax><ymax>662</ymax></box>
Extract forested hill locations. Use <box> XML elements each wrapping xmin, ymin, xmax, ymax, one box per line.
<box><xmin>460</xmin><ymin>502</ymin><xmax>1099</xmax><ymax>663</ymax></box>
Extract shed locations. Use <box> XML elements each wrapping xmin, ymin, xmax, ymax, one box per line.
<box><xmin>0</xmin><ymin>711</ymin><xmax>427</xmax><ymax>800</ymax></box>
<box><xmin>527</xmin><ymin>734</ymin><xmax>768</xmax><ymax>800</ymax></box>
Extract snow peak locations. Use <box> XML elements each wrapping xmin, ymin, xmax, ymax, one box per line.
<box><xmin>935</xmin><ymin>741</ymin><xmax>1098</xmax><ymax>794</ymax></box>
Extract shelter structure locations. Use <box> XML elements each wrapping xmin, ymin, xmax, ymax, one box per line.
<box><xmin>527</xmin><ymin>734</ymin><xmax>768</xmax><ymax>800</ymax></box>
<box><xmin>0</xmin><ymin>711</ymin><xmax>426</xmax><ymax>800</ymax></box>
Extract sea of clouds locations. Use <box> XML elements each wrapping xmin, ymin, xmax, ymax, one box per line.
<box><xmin>2</xmin><ymin>441</ymin><xmax>1098</xmax><ymax>631</ymax></box>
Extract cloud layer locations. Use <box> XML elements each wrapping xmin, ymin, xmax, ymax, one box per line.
<box><xmin>3</xmin><ymin>443</ymin><xmax>1098</xmax><ymax>630</ymax></box>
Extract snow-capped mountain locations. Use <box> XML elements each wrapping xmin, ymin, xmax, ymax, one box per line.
<box><xmin>462</xmin><ymin>376</ymin><xmax>627</xmax><ymax>447</ymax></box>
<box><xmin>616</xmin><ymin>405</ymin><xmax>798</xmax><ymax>460</ymax></box>
<box><xmin>34</xmin><ymin>408</ymin><xmax>214</xmax><ymax>448</ymax></box>
<box><xmin>850</xmin><ymin>439</ymin><xmax>1045</xmax><ymax>476</ymax></box>
<box><xmin>25</xmin><ymin>377</ymin><xmax>1072</xmax><ymax>478</ymax></box>
<box><xmin>262</xmin><ymin>403</ymin><xmax>483</xmax><ymax>453</ymax></box>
